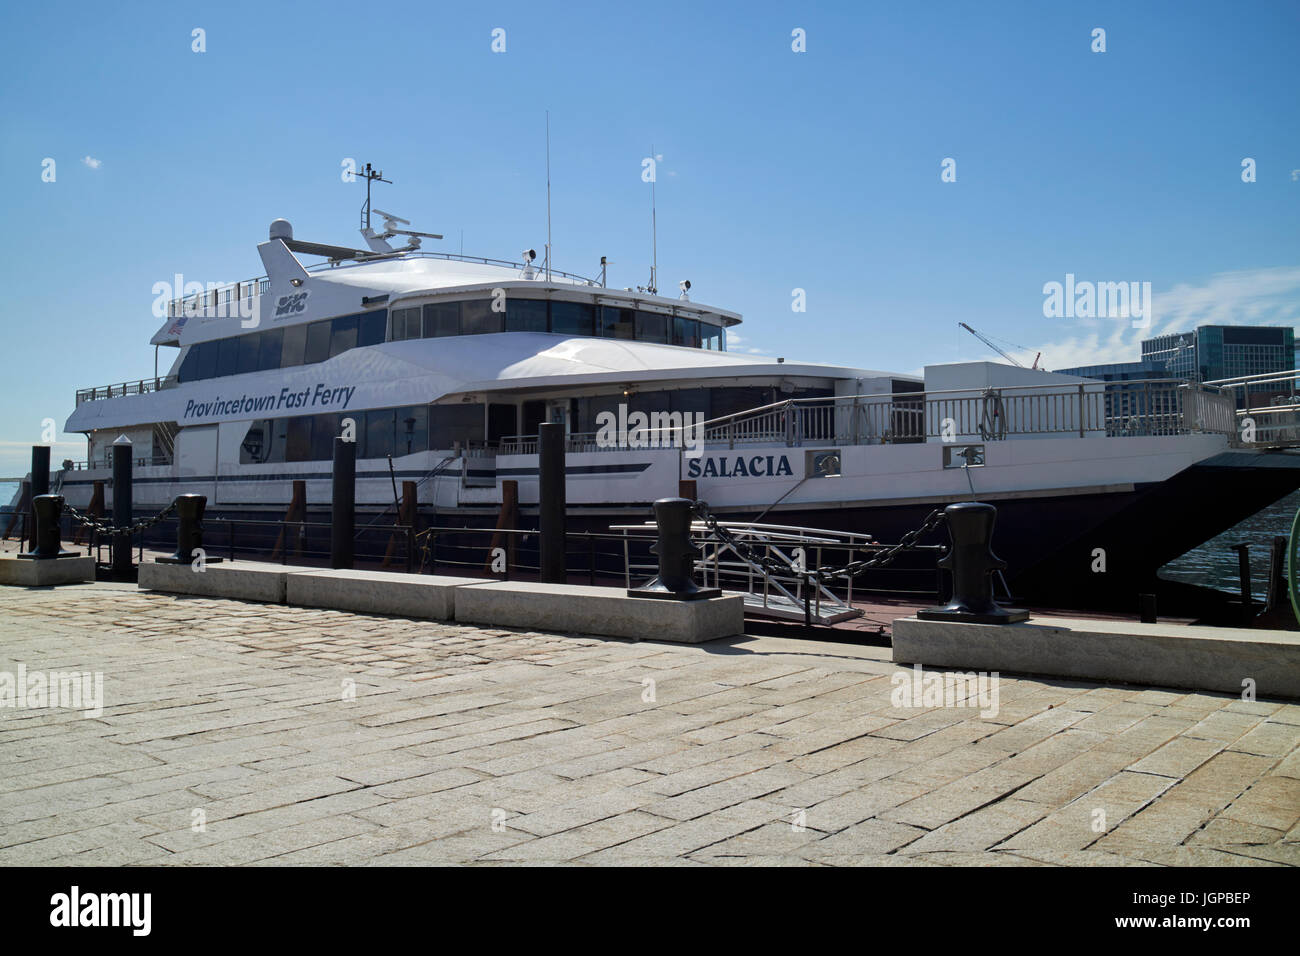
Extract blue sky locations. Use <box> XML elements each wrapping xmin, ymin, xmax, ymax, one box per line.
<box><xmin>1</xmin><ymin>0</ymin><xmax>1297</xmax><ymax>474</ymax></box>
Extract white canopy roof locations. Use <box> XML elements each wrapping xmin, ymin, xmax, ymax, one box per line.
<box><xmin>67</xmin><ymin>333</ymin><xmax>910</xmax><ymax>432</ymax></box>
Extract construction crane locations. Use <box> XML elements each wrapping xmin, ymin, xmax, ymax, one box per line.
<box><xmin>958</xmin><ymin>322</ymin><xmax>1041</xmax><ymax>370</ymax></box>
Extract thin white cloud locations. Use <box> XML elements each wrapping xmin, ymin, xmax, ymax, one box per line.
<box><xmin>82</xmin><ymin>155</ymin><xmax>102</xmax><ymax>169</ymax></box>
<box><xmin>1017</xmin><ymin>266</ymin><xmax>1300</xmax><ymax>371</ymax></box>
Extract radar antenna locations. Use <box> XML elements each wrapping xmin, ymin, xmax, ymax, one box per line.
<box><xmin>358</xmin><ymin>163</ymin><xmax>391</xmax><ymax>232</ymax></box>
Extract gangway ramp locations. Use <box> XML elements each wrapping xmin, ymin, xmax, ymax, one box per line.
<box><xmin>614</xmin><ymin>519</ymin><xmax>868</xmax><ymax>626</ymax></box>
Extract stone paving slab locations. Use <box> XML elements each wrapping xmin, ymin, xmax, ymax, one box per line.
<box><xmin>0</xmin><ymin>582</ymin><xmax>1297</xmax><ymax>866</ymax></box>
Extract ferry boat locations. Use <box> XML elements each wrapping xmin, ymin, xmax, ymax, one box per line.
<box><xmin>49</xmin><ymin>191</ymin><xmax>1300</xmax><ymax>615</ymax></box>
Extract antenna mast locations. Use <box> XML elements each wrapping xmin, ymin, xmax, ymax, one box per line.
<box><xmin>545</xmin><ymin>112</ymin><xmax>552</xmax><ymax>281</ymax></box>
<box><xmin>649</xmin><ymin>144</ymin><xmax>658</xmax><ymax>295</ymax></box>
<box><xmin>358</xmin><ymin>163</ymin><xmax>392</xmax><ymax>231</ymax></box>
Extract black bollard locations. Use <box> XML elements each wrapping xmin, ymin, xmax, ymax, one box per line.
<box><xmin>28</xmin><ymin>445</ymin><xmax>50</xmax><ymax>552</ymax></box>
<box><xmin>1139</xmin><ymin>593</ymin><xmax>1158</xmax><ymax>624</ymax></box>
<box><xmin>538</xmin><ymin>422</ymin><xmax>567</xmax><ymax>584</ymax></box>
<box><xmin>17</xmin><ymin>495</ymin><xmax>77</xmax><ymax>560</ymax></box>
<box><xmin>156</xmin><ymin>494</ymin><xmax>219</xmax><ymax>565</ymax></box>
<box><xmin>331</xmin><ymin>436</ymin><xmax>355</xmax><ymax>569</ymax></box>
<box><xmin>918</xmin><ymin>502</ymin><xmax>1028</xmax><ymax>624</ymax></box>
<box><xmin>111</xmin><ymin>436</ymin><xmax>134</xmax><ymax>579</ymax></box>
<box><xmin>628</xmin><ymin>497</ymin><xmax>721</xmax><ymax>600</ymax></box>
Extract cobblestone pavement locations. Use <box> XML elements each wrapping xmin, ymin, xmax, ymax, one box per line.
<box><xmin>0</xmin><ymin>582</ymin><xmax>1297</xmax><ymax>866</ymax></box>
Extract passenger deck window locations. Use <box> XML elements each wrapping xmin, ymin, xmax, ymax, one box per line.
<box><xmin>258</xmin><ymin>328</ymin><xmax>284</xmax><ymax>370</ymax></box>
<box><xmin>430</xmin><ymin>404</ymin><xmax>485</xmax><ymax>448</ymax></box>
<box><xmin>285</xmin><ymin>417</ymin><xmax>313</xmax><ymax>462</ymax></box>
<box><xmin>365</xmin><ymin>409</ymin><xmax>396</xmax><ymax>459</ymax></box>
<box><xmin>303</xmin><ymin>321</ymin><xmax>332</xmax><ymax>364</ymax></box>
<box><xmin>635</xmin><ymin>311</ymin><xmax>669</xmax><ymax>344</ymax></box>
<box><xmin>673</xmin><ymin>317</ymin><xmax>701</xmax><ymax>348</ymax></box>
<box><xmin>600</xmin><ymin>306</ymin><xmax>635</xmax><ymax>339</ymax></box>
<box><xmin>462</xmin><ymin>299</ymin><xmax>503</xmax><ymax>335</ymax></box>
<box><xmin>280</xmin><ymin>324</ymin><xmax>307</xmax><ymax>367</ymax></box>
<box><xmin>310</xmin><ymin>414</ymin><xmax>339</xmax><ymax>460</ymax></box>
<box><xmin>239</xmin><ymin>420</ymin><xmax>272</xmax><ymax>464</ymax></box>
<box><xmin>396</xmin><ymin>406</ymin><xmax>429</xmax><ymax>456</ymax></box>
<box><xmin>551</xmin><ymin>302</ymin><xmax>594</xmax><ymax>336</ymax></box>
<box><xmin>329</xmin><ymin>316</ymin><xmax>358</xmax><ymax>358</ymax></box>
<box><xmin>216</xmin><ymin>337</ymin><xmax>240</xmax><ymax>377</ymax></box>
<box><xmin>389</xmin><ymin>307</ymin><xmax>421</xmax><ymax>341</ymax></box>
<box><xmin>423</xmin><ymin>302</ymin><xmax>461</xmax><ymax>337</ymax></box>
<box><xmin>358</xmin><ymin>310</ymin><xmax>386</xmax><ymax>347</ymax></box>
<box><xmin>237</xmin><ymin>333</ymin><xmax>260</xmax><ymax>375</ymax></box>
<box><xmin>506</xmin><ymin>299</ymin><xmax>548</xmax><ymax>332</ymax></box>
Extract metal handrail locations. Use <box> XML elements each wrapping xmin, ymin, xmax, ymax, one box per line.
<box><xmin>158</xmin><ymin>250</ymin><xmax>600</xmax><ymax>319</ymax></box>
<box><xmin>75</xmin><ymin>376</ymin><xmax>179</xmax><ymax>405</ymax></box>
<box><xmin>497</xmin><ymin>379</ymin><xmax>1238</xmax><ymax>454</ymax></box>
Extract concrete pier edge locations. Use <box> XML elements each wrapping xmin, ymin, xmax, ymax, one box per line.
<box><xmin>136</xmin><ymin>560</ymin><xmax>744</xmax><ymax>644</ymax></box>
<box><xmin>892</xmin><ymin>615</ymin><xmax>1300</xmax><ymax>700</ymax></box>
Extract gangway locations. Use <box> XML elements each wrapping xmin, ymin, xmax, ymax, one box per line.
<box><xmin>614</xmin><ymin>519</ymin><xmax>871</xmax><ymax>625</ymax></box>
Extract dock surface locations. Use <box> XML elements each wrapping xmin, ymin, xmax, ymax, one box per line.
<box><xmin>1</xmin><ymin>582</ymin><xmax>1296</xmax><ymax>866</ymax></box>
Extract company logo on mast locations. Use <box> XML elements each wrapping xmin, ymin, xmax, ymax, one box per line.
<box><xmin>274</xmin><ymin>291</ymin><xmax>309</xmax><ymax>317</ymax></box>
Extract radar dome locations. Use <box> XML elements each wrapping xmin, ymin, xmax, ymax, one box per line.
<box><xmin>269</xmin><ymin>219</ymin><xmax>294</xmax><ymax>240</ymax></box>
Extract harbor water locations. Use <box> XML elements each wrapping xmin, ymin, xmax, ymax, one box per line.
<box><xmin>1159</xmin><ymin>489</ymin><xmax>1300</xmax><ymax>602</ymax></box>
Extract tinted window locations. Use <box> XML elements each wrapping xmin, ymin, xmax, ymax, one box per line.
<box><xmin>390</xmin><ymin>307</ymin><xmax>420</xmax><ymax>341</ymax></box>
<box><xmin>636</xmin><ymin>311</ymin><xmax>668</xmax><ymax>344</ymax></box>
<box><xmin>239</xmin><ymin>419</ymin><xmax>273</xmax><ymax>464</ymax></box>
<box><xmin>365</xmin><ymin>408</ymin><xmax>396</xmax><ymax>459</ymax></box>
<box><xmin>237</xmin><ymin>333</ymin><xmax>261</xmax><ymax>375</ymax></box>
<box><xmin>269</xmin><ymin>417</ymin><xmax>289</xmax><ymax>462</ymax></box>
<box><xmin>195</xmin><ymin>342</ymin><xmax>218</xmax><ymax>380</ymax></box>
<box><xmin>710</xmin><ymin>387</ymin><xmax>771</xmax><ymax>419</ymax></box>
<box><xmin>179</xmin><ymin>346</ymin><xmax>200</xmax><ymax>382</ymax></box>
<box><xmin>430</xmin><ymin>404</ymin><xmax>484</xmax><ymax>448</ymax></box>
<box><xmin>395</xmin><ymin>406</ymin><xmax>428</xmax><ymax>456</ymax></box>
<box><xmin>280</xmin><ymin>324</ymin><xmax>307</xmax><ymax>367</ymax></box>
<box><xmin>552</xmin><ymin>301</ymin><xmax>594</xmax><ymax>336</ymax></box>
<box><xmin>673</xmin><ymin>317</ymin><xmax>701</xmax><ymax>348</ymax></box>
<box><xmin>329</xmin><ymin>315</ymin><xmax>358</xmax><ymax>357</ymax></box>
<box><xmin>506</xmin><ymin>299</ymin><xmax>548</xmax><ymax>332</ymax></box>
<box><xmin>258</xmin><ymin>328</ymin><xmax>283</xmax><ymax>370</ymax></box>
<box><xmin>462</xmin><ymin>299</ymin><xmax>502</xmax><ymax>335</ymax></box>
<box><xmin>358</xmin><ymin>310</ymin><xmax>386</xmax><ymax>347</ymax></box>
<box><xmin>600</xmin><ymin>306</ymin><xmax>635</xmax><ymax>339</ymax></box>
<box><xmin>700</xmin><ymin>323</ymin><xmax>723</xmax><ymax>351</ymax></box>
<box><xmin>285</xmin><ymin>417</ymin><xmax>313</xmax><ymax>462</ymax></box>
<box><xmin>303</xmin><ymin>320</ymin><xmax>331</xmax><ymax>364</ymax></box>
<box><xmin>216</xmin><ymin>337</ymin><xmax>240</xmax><ymax>377</ymax></box>
<box><xmin>311</xmin><ymin>414</ymin><xmax>339</xmax><ymax>461</ymax></box>
<box><xmin>423</xmin><ymin>301</ymin><xmax>460</xmax><ymax>337</ymax></box>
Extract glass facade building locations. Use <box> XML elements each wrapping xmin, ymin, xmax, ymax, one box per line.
<box><xmin>1058</xmin><ymin>325</ymin><xmax>1295</xmax><ymax>411</ymax></box>
<box><xmin>1141</xmin><ymin>325</ymin><xmax>1294</xmax><ymax>405</ymax></box>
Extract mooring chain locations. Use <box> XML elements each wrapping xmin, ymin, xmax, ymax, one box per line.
<box><xmin>805</xmin><ymin>508</ymin><xmax>947</xmax><ymax>582</ymax></box>
<box><xmin>62</xmin><ymin>501</ymin><xmax>177</xmax><ymax>538</ymax></box>
<box><xmin>691</xmin><ymin>500</ymin><xmax>946</xmax><ymax>584</ymax></box>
